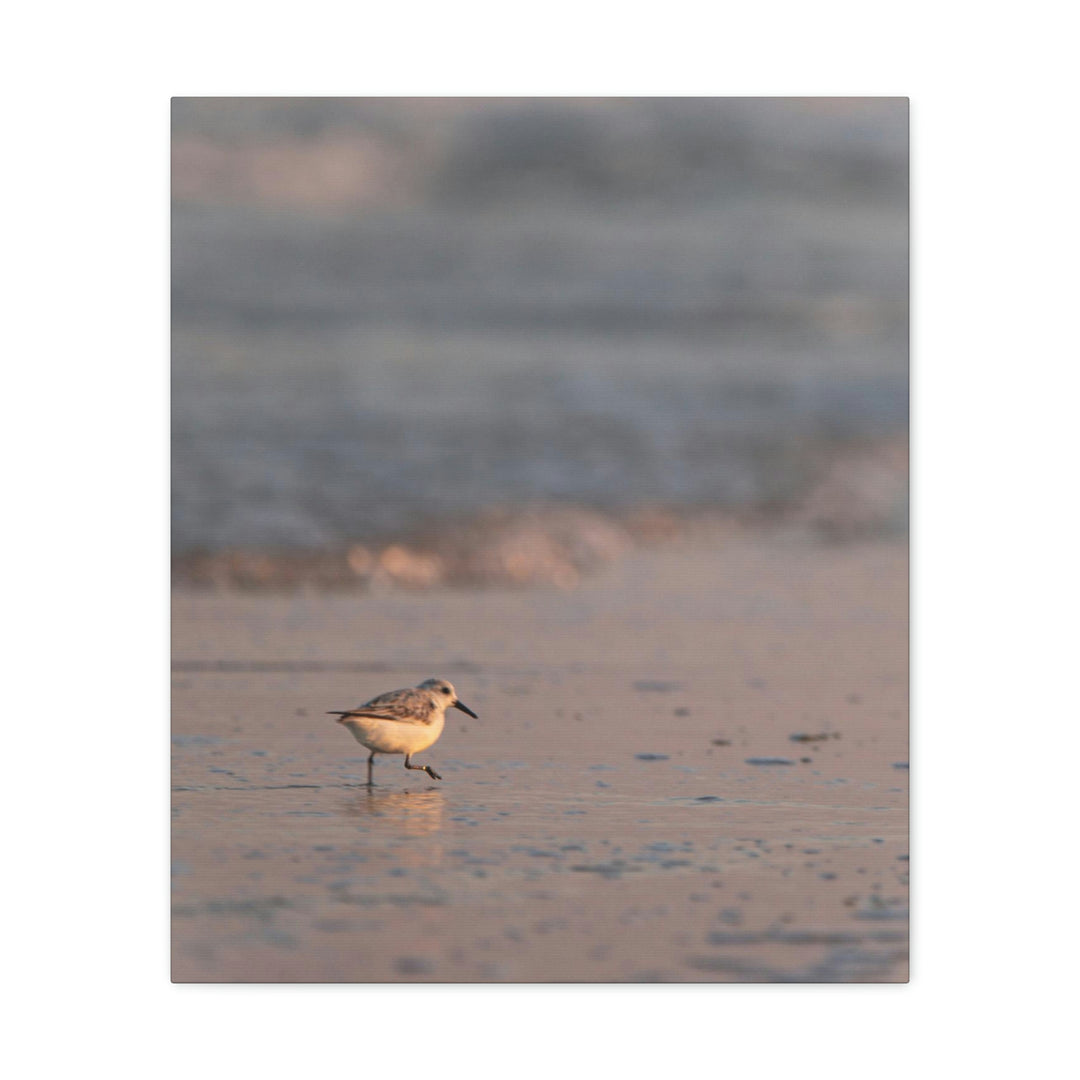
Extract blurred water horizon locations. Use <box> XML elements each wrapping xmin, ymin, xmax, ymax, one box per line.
<box><xmin>172</xmin><ymin>98</ymin><xmax>908</xmax><ymax>570</ymax></box>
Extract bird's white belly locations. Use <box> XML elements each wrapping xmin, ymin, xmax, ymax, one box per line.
<box><xmin>343</xmin><ymin>715</ymin><xmax>444</xmax><ymax>755</ymax></box>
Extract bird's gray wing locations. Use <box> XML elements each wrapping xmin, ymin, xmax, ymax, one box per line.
<box><xmin>335</xmin><ymin>687</ymin><xmax>435</xmax><ymax>725</ymax></box>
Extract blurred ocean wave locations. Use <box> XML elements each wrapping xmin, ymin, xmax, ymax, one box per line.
<box><xmin>172</xmin><ymin>98</ymin><xmax>907</xmax><ymax>564</ymax></box>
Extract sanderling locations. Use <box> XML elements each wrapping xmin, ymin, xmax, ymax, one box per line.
<box><xmin>328</xmin><ymin>677</ymin><xmax>477</xmax><ymax>786</ymax></box>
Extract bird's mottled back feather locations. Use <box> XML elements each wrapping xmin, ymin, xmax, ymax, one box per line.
<box><xmin>337</xmin><ymin>686</ymin><xmax>437</xmax><ymax>725</ymax></box>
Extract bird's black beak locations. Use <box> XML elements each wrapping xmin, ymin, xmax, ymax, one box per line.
<box><xmin>453</xmin><ymin>699</ymin><xmax>478</xmax><ymax>718</ymax></box>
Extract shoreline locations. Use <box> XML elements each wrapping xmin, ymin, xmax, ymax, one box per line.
<box><xmin>172</xmin><ymin>433</ymin><xmax>907</xmax><ymax>591</ymax></box>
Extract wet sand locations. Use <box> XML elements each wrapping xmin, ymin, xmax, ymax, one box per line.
<box><xmin>171</xmin><ymin>532</ymin><xmax>908</xmax><ymax>982</ymax></box>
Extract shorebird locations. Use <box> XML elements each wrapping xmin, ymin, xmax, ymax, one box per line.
<box><xmin>328</xmin><ymin>677</ymin><xmax>476</xmax><ymax>785</ymax></box>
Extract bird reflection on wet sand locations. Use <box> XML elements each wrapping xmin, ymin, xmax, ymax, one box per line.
<box><xmin>345</xmin><ymin>787</ymin><xmax>445</xmax><ymax>838</ymax></box>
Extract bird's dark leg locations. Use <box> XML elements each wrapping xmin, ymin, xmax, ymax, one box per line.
<box><xmin>367</xmin><ymin>751</ymin><xmax>375</xmax><ymax>787</ymax></box>
<box><xmin>403</xmin><ymin>754</ymin><xmax>442</xmax><ymax>781</ymax></box>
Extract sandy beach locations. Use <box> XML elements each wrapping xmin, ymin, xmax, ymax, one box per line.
<box><xmin>172</xmin><ymin>530</ymin><xmax>908</xmax><ymax>982</ymax></box>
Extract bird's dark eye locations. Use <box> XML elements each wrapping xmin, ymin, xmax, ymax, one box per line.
<box><xmin>441</xmin><ymin>686</ymin><xmax>450</xmax><ymax>694</ymax></box>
